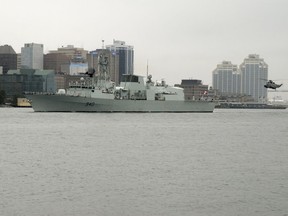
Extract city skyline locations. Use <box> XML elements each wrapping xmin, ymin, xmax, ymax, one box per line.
<box><xmin>1</xmin><ymin>0</ymin><xmax>288</xmax><ymax>88</ymax></box>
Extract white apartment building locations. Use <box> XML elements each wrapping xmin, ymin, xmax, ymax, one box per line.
<box><xmin>21</xmin><ymin>43</ymin><xmax>43</xmax><ymax>69</ymax></box>
<box><xmin>212</xmin><ymin>55</ymin><xmax>268</xmax><ymax>101</ymax></box>
<box><xmin>212</xmin><ymin>61</ymin><xmax>241</xmax><ymax>95</ymax></box>
<box><xmin>240</xmin><ymin>54</ymin><xmax>268</xmax><ymax>101</ymax></box>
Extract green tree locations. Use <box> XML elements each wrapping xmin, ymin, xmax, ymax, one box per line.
<box><xmin>0</xmin><ymin>90</ymin><xmax>6</xmax><ymax>104</ymax></box>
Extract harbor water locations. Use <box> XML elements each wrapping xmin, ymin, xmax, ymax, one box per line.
<box><xmin>1</xmin><ymin>108</ymin><xmax>288</xmax><ymax>216</ymax></box>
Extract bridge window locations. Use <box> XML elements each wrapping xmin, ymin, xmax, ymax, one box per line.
<box><xmin>121</xmin><ymin>75</ymin><xmax>139</xmax><ymax>82</ymax></box>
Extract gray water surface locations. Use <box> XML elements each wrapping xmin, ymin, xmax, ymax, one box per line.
<box><xmin>1</xmin><ymin>108</ymin><xmax>288</xmax><ymax>216</ymax></box>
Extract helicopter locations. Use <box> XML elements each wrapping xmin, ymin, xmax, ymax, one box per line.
<box><xmin>261</xmin><ymin>79</ymin><xmax>283</xmax><ymax>90</ymax></box>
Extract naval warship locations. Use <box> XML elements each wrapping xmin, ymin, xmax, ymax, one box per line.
<box><xmin>26</xmin><ymin>54</ymin><xmax>215</xmax><ymax>113</ymax></box>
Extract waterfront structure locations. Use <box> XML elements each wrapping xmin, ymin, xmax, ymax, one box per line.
<box><xmin>175</xmin><ymin>79</ymin><xmax>209</xmax><ymax>100</ymax></box>
<box><xmin>212</xmin><ymin>61</ymin><xmax>241</xmax><ymax>95</ymax></box>
<box><xmin>0</xmin><ymin>45</ymin><xmax>17</xmax><ymax>74</ymax></box>
<box><xmin>0</xmin><ymin>69</ymin><xmax>56</xmax><ymax>97</ymax></box>
<box><xmin>0</xmin><ymin>70</ymin><xmax>41</xmax><ymax>98</ymax></box>
<box><xmin>240</xmin><ymin>54</ymin><xmax>268</xmax><ymax>101</ymax></box>
<box><xmin>106</xmin><ymin>40</ymin><xmax>134</xmax><ymax>83</ymax></box>
<box><xmin>21</xmin><ymin>43</ymin><xmax>44</xmax><ymax>69</ymax></box>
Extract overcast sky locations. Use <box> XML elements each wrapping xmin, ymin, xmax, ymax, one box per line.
<box><xmin>1</xmin><ymin>0</ymin><xmax>288</xmax><ymax>87</ymax></box>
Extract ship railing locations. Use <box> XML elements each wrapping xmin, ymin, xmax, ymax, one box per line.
<box><xmin>24</xmin><ymin>91</ymin><xmax>56</xmax><ymax>95</ymax></box>
<box><xmin>69</xmin><ymin>80</ymin><xmax>94</xmax><ymax>89</ymax></box>
<box><xmin>69</xmin><ymin>84</ymin><xmax>95</xmax><ymax>89</ymax></box>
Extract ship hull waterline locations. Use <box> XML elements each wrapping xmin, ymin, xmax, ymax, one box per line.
<box><xmin>26</xmin><ymin>94</ymin><xmax>215</xmax><ymax>113</ymax></box>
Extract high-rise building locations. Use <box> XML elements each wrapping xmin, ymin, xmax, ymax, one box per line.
<box><xmin>48</xmin><ymin>45</ymin><xmax>88</xmax><ymax>62</ymax></box>
<box><xmin>21</xmin><ymin>43</ymin><xmax>44</xmax><ymax>69</ymax></box>
<box><xmin>106</xmin><ymin>40</ymin><xmax>134</xmax><ymax>83</ymax></box>
<box><xmin>17</xmin><ymin>54</ymin><xmax>21</xmax><ymax>69</ymax></box>
<box><xmin>240</xmin><ymin>54</ymin><xmax>268</xmax><ymax>101</ymax></box>
<box><xmin>44</xmin><ymin>52</ymin><xmax>70</xmax><ymax>73</ymax></box>
<box><xmin>44</xmin><ymin>45</ymin><xmax>88</xmax><ymax>74</ymax></box>
<box><xmin>212</xmin><ymin>55</ymin><xmax>268</xmax><ymax>101</ymax></box>
<box><xmin>212</xmin><ymin>61</ymin><xmax>241</xmax><ymax>95</ymax></box>
<box><xmin>0</xmin><ymin>45</ymin><xmax>17</xmax><ymax>74</ymax></box>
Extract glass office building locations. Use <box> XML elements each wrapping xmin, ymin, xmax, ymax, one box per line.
<box><xmin>106</xmin><ymin>40</ymin><xmax>134</xmax><ymax>84</ymax></box>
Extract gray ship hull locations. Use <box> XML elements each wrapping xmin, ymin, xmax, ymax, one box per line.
<box><xmin>26</xmin><ymin>94</ymin><xmax>215</xmax><ymax>112</ymax></box>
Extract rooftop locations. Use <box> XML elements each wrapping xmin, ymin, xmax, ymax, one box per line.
<box><xmin>0</xmin><ymin>45</ymin><xmax>16</xmax><ymax>54</ymax></box>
